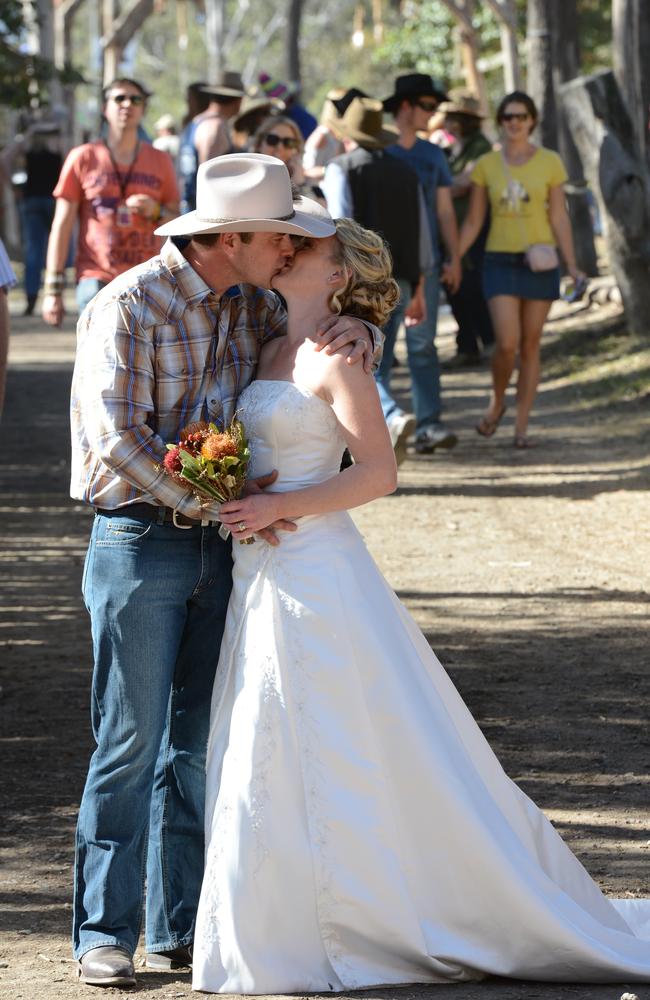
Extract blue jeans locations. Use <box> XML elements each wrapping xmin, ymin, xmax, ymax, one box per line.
<box><xmin>19</xmin><ymin>196</ymin><xmax>55</xmax><ymax>298</ymax></box>
<box><xmin>74</xmin><ymin>511</ymin><xmax>233</xmax><ymax>959</ymax></box>
<box><xmin>375</xmin><ymin>270</ymin><xmax>442</xmax><ymax>430</ymax></box>
<box><xmin>76</xmin><ymin>278</ymin><xmax>107</xmax><ymax>314</ymax></box>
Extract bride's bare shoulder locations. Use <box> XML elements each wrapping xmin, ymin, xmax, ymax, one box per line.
<box><xmin>295</xmin><ymin>341</ymin><xmax>371</xmax><ymax>404</ymax></box>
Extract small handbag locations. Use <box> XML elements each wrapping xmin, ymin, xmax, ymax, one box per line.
<box><xmin>500</xmin><ymin>152</ymin><xmax>559</xmax><ymax>272</ymax></box>
<box><xmin>524</xmin><ymin>242</ymin><xmax>559</xmax><ymax>272</ymax></box>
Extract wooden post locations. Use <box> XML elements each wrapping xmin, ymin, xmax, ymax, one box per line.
<box><xmin>560</xmin><ymin>70</ymin><xmax>650</xmax><ymax>333</ymax></box>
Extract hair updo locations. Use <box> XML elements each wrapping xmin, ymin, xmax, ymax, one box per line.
<box><xmin>330</xmin><ymin>218</ymin><xmax>400</xmax><ymax>328</ymax></box>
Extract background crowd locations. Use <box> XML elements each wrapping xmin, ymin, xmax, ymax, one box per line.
<box><xmin>0</xmin><ymin>67</ymin><xmax>582</xmax><ymax>451</ymax></box>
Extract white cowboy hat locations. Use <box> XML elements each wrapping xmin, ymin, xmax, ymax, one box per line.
<box><xmin>155</xmin><ymin>153</ymin><xmax>336</xmax><ymax>238</ymax></box>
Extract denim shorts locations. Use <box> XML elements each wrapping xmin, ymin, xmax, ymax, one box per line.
<box><xmin>483</xmin><ymin>252</ymin><xmax>560</xmax><ymax>302</ymax></box>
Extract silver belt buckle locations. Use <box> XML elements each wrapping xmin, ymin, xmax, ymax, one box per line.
<box><xmin>172</xmin><ymin>509</ymin><xmax>194</xmax><ymax>530</ymax></box>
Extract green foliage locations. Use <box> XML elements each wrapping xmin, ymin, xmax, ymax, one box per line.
<box><xmin>374</xmin><ymin>1</ymin><xmax>505</xmax><ymax>88</ymax></box>
<box><xmin>0</xmin><ymin>0</ymin><xmax>84</xmax><ymax>109</ymax></box>
<box><xmin>578</xmin><ymin>0</ymin><xmax>613</xmax><ymax>74</ymax></box>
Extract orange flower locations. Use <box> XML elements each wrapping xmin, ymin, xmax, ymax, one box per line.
<box><xmin>201</xmin><ymin>433</ymin><xmax>239</xmax><ymax>461</ymax></box>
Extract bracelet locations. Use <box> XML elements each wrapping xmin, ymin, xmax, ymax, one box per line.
<box><xmin>44</xmin><ymin>271</ymin><xmax>65</xmax><ymax>295</ymax></box>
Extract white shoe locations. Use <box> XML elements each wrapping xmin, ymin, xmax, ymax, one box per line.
<box><xmin>388</xmin><ymin>413</ymin><xmax>416</xmax><ymax>466</ymax></box>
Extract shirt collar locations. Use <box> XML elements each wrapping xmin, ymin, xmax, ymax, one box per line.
<box><xmin>161</xmin><ymin>238</ymin><xmax>246</xmax><ymax>309</ymax></box>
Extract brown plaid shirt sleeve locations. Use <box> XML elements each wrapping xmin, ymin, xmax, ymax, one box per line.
<box><xmin>70</xmin><ymin>239</ymin><xmax>287</xmax><ymax>517</ymax></box>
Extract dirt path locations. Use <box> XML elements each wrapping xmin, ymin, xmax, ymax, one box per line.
<box><xmin>1</xmin><ymin>294</ymin><xmax>648</xmax><ymax>1000</ymax></box>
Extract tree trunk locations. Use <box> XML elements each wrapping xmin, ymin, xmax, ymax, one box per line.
<box><xmin>526</xmin><ymin>0</ymin><xmax>557</xmax><ymax>149</ymax></box>
<box><xmin>559</xmin><ymin>70</ymin><xmax>650</xmax><ymax>333</ymax></box>
<box><xmin>286</xmin><ymin>0</ymin><xmax>305</xmax><ymax>87</ymax></box>
<box><xmin>612</xmin><ymin>0</ymin><xmax>650</xmax><ymax>168</ymax></box>
<box><xmin>53</xmin><ymin>0</ymin><xmax>86</xmax><ymax>149</ymax></box>
<box><xmin>439</xmin><ymin>0</ymin><xmax>488</xmax><ymax>113</ymax></box>
<box><xmin>552</xmin><ymin>0</ymin><xmax>598</xmax><ymax>275</ymax></box>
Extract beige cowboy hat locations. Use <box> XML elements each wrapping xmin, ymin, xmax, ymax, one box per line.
<box><xmin>437</xmin><ymin>90</ymin><xmax>485</xmax><ymax>119</ymax></box>
<box><xmin>232</xmin><ymin>90</ymin><xmax>286</xmax><ymax>133</ymax></box>
<box><xmin>335</xmin><ymin>97</ymin><xmax>397</xmax><ymax>150</ymax></box>
<box><xmin>155</xmin><ymin>153</ymin><xmax>336</xmax><ymax>238</ymax></box>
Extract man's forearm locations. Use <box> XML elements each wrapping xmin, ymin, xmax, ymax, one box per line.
<box><xmin>438</xmin><ymin>210</ymin><xmax>460</xmax><ymax>262</ymax></box>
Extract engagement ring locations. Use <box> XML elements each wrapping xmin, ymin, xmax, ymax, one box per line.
<box><xmin>238</xmin><ymin>521</ymin><xmax>247</xmax><ymax>532</ymax></box>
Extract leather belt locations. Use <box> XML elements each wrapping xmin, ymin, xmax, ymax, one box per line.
<box><xmin>94</xmin><ymin>502</ymin><xmax>219</xmax><ymax>528</ymax></box>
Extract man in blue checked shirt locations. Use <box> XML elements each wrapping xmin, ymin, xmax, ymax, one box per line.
<box><xmin>71</xmin><ymin>153</ymin><xmax>379</xmax><ymax>988</ymax></box>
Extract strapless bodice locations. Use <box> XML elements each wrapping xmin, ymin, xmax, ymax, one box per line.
<box><xmin>237</xmin><ymin>380</ymin><xmax>345</xmax><ymax>492</ymax></box>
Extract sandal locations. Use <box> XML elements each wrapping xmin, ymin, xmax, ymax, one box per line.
<box><xmin>513</xmin><ymin>434</ymin><xmax>534</xmax><ymax>449</ymax></box>
<box><xmin>476</xmin><ymin>405</ymin><xmax>507</xmax><ymax>438</ymax></box>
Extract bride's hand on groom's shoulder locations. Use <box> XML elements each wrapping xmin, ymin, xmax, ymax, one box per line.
<box><xmin>221</xmin><ymin>473</ymin><xmax>297</xmax><ymax>546</ymax></box>
<box><xmin>315</xmin><ymin>316</ymin><xmax>375</xmax><ymax>373</ymax></box>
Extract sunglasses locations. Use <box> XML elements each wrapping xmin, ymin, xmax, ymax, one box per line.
<box><xmin>414</xmin><ymin>99</ymin><xmax>439</xmax><ymax>113</ymax></box>
<box><xmin>263</xmin><ymin>133</ymin><xmax>300</xmax><ymax>150</ymax></box>
<box><xmin>501</xmin><ymin>112</ymin><xmax>529</xmax><ymax>122</ymax></box>
<box><xmin>110</xmin><ymin>93</ymin><xmax>145</xmax><ymax>106</ymax></box>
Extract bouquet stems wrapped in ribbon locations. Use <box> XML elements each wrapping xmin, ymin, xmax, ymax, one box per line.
<box><xmin>156</xmin><ymin>419</ymin><xmax>253</xmax><ymax>542</ymax></box>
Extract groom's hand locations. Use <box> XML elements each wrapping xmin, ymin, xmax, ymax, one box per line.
<box><xmin>239</xmin><ymin>471</ymin><xmax>297</xmax><ymax>546</ymax></box>
<box><xmin>315</xmin><ymin>316</ymin><xmax>375</xmax><ymax>373</ymax></box>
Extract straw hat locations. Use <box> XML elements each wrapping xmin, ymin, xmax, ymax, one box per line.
<box><xmin>437</xmin><ymin>90</ymin><xmax>485</xmax><ymax>119</ymax></box>
<box><xmin>154</xmin><ymin>153</ymin><xmax>336</xmax><ymax>238</ymax></box>
<box><xmin>154</xmin><ymin>113</ymin><xmax>176</xmax><ymax>132</ymax></box>
<box><xmin>334</xmin><ymin>97</ymin><xmax>397</xmax><ymax>150</ymax></box>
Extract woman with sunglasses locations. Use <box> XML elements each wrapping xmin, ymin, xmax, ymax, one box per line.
<box><xmin>253</xmin><ymin>115</ymin><xmax>326</xmax><ymax>204</ymax></box>
<box><xmin>459</xmin><ymin>90</ymin><xmax>583</xmax><ymax>448</ymax></box>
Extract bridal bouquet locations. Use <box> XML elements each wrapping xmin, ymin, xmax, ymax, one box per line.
<box><xmin>156</xmin><ymin>419</ymin><xmax>253</xmax><ymax>542</ymax></box>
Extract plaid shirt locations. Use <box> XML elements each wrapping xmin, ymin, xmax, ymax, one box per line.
<box><xmin>70</xmin><ymin>238</ymin><xmax>289</xmax><ymax>518</ymax></box>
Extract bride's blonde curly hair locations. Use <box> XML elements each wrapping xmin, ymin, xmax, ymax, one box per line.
<box><xmin>329</xmin><ymin>218</ymin><xmax>400</xmax><ymax>328</ymax></box>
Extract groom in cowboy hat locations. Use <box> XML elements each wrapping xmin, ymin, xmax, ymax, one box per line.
<box><xmin>71</xmin><ymin>153</ymin><xmax>377</xmax><ymax>988</ymax></box>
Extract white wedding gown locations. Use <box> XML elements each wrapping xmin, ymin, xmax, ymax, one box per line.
<box><xmin>192</xmin><ymin>380</ymin><xmax>650</xmax><ymax>994</ymax></box>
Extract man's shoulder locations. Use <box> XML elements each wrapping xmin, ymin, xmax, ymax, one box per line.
<box><xmin>63</xmin><ymin>141</ymin><xmax>106</xmax><ymax>170</ymax></box>
<box><xmin>86</xmin><ymin>255</ymin><xmax>177</xmax><ymax>326</ymax></box>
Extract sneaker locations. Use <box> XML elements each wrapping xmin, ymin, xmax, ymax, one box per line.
<box><xmin>387</xmin><ymin>412</ymin><xmax>416</xmax><ymax>466</ymax></box>
<box><xmin>415</xmin><ymin>424</ymin><xmax>458</xmax><ymax>453</ymax></box>
<box><xmin>145</xmin><ymin>943</ymin><xmax>193</xmax><ymax>970</ymax></box>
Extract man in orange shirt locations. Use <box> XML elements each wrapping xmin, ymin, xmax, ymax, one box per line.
<box><xmin>42</xmin><ymin>78</ymin><xmax>179</xmax><ymax>325</ymax></box>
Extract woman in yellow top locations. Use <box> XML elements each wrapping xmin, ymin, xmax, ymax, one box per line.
<box><xmin>459</xmin><ymin>91</ymin><xmax>583</xmax><ymax>447</ymax></box>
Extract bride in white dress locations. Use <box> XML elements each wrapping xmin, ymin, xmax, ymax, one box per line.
<box><xmin>192</xmin><ymin>217</ymin><xmax>650</xmax><ymax>994</ymax></box>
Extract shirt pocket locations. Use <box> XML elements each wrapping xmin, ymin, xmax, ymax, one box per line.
<box><xmin>154</xmin><ymin>325</ymin><xmax>208</xmax><ymax>383</ymax></box>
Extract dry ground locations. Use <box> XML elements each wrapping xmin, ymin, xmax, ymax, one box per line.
<box><xmin>0</xmin><ymin>289</ymin><xmax>648</xmax><ymax>1000</ymax></box>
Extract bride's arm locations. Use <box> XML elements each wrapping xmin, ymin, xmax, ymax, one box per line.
<box><xmin>219</xmin><ymin>357</ymin><xmax>397</xmax><ymax>539</ymax></box>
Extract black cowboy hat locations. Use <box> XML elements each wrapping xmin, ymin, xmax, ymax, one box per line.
<box><xmin>382</xmin><ymin>73</ymin><xmax>448</xmax><ymax>113</ymax></box>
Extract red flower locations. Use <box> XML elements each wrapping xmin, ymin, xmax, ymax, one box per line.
<box><xmin>163</xmin><ymin>446</ymin><xmax>183</xmax><ymax>474</ymax></box>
